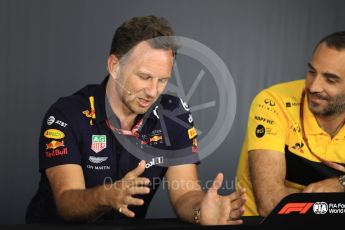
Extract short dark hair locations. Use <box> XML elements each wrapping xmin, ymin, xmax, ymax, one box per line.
<box><xmin>317</xmin><ymin>31</ymin><xmax>345</xmax><ymax>51</ymax></box>
<box><xmin>110</xmin><ymin>15</ymin><xmax>178</xmax><ymax>59</ymax></box>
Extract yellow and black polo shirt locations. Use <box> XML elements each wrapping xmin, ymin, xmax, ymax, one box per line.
<box><xmin>236</xmin><ymin>79</ymin><xmax>345</xmax><ymax>216</ymax></box>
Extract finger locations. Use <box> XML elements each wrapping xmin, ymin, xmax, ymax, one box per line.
<box><xmin>226</xmin><ymin>219</ymin><xmax>243</xmax><ymax>225</ymax></box>
<box><xmin>124</xmin><ymin>196</ymin><xmax>145</xmax><ymax>206</ymax></box>
<box><xmin>229</xmin><ymin>208</ymin><xmax>245</xmax><ymax>220</ymax></box>
<box><xmin>231</xmin><ymin>198</ymin><xmax>244</xmax><ymax>210</ymax></box>
<box><xmin>119</xmin><ymin>206</ymin><xmax>136</xmax><ymax>218</ymax></box>
<box><xmin>128</xmin><ymin>186</ymin><xmax>150</xmax><ymax>195</ymax></box>
<box><xmin>302</xmin><ymin>186</ymin><xmax>312</xmax><ymax>193</ymax></box>
<box><xmin>228</xmin><ymin>188</ymin><xmax>246</xmax><ymax>202</ymax></box>
<box><xmin>234</xmin><ymin>187</ymin><xmax>246</xmax><ymax>198</ymax></box>
<box><xmin>124</xmin><ymin>160</ymin><xmax>146</xmax><ymax>179</ymax></box>
<box><xmin>238</xmin><ymin>187</ymin><xmax>246</xmax><ymax>196</ymax></box>
<box><xmin>208</xmin><ymin>173</ymin><xmax>224</xmax><ymax>194</ymax></box>
<box><xmin>230</xmin><ymin>193</ymin><xmax>247</xmax><ymax>210</ymax></box>
<box><xmin>127</xmin><ymin>177</ymin><xmax>151</xmax><ymax>187</ymax></box>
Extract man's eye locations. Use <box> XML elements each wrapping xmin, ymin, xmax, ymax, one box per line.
<box><xmin>159</xmin><ymin>78</ymin><xmax>168</xmax><ymax>83</ymax></box>
<box><xmin>308</xmin><ymin>70</ymin><xmax>316</xmax><ymax>75</ymax></box>
<box><xmin>139</xmin><ymin>75</ymin><xmax>150</xmax><ymax>80</ymax></box>
<box><xmin>326</xmin><ymin>78</ymin><xmax>337</xmax><ymax>84</ymax></box>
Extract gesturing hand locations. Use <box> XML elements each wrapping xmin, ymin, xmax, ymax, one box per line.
<box><xmin>200</xmin><ymin>173</ymin><xmax>246</xmax><ymax>225</ymax></box>
<box><xmin>106</xmin><ymin>160</ymin><xmax>151</xmax><ymax>217</ymax></box>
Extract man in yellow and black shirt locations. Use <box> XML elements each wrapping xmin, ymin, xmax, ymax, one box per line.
<box><xmin>236</xmin><ymin>31</ymin><xmax>345</xmax><ymax>217</ymax></box>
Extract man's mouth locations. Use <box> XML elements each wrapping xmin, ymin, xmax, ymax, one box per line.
<box><xmin>137</xmin><ymin>98</ymin><xmax>153</xmax><ymax>108</ymax></box>
<box><xmin>308</xmin><ymin>93</ymin><xmax>328</xmax><ymax>104</ymax></box>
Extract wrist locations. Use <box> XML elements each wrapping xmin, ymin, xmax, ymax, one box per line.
<box><xmin>193</xmin><ymin>207</ymin><xmax>201</xmax><ymax>224</ymax></box>
<box><xmin>99</xmin><ymin>183</ymin><xmax>112</xmax><ymax>207</ymax></box>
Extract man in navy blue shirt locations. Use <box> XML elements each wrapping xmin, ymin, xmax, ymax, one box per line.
<box><xmin>26</xmin><ymin>15</ymin><xmax>246</xmax><ymax>225</ymax></box>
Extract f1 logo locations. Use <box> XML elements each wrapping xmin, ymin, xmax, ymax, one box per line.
<box><xmin>278</xmin><ymin>202</ymin><xmax>314</xmax><ymax>214</ymax></box>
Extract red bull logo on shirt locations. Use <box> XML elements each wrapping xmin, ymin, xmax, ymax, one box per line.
<box><xmin>46</xmin><ymin>140</ymin><xmax>65</xmax><ymax>150</ymax></box>
<box><xmin>45</xmin><ymin>148</ymin><xmax>68</xmax><ymax>158</ymax></box>
<box><xmin>150</xmin><ymin>135</ymin><xmax>163</xmax><ymax>142</ymax></box>
<box><xmin>82</xmin><ymin>96</ymin><xmax>96</xmax><ymax>125</ymax></box>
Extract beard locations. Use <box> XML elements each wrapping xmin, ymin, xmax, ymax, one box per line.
<box><xmin>308</xmin><ymin>91</ymin><xmax>345</xmax><ymax>116</ymax></box>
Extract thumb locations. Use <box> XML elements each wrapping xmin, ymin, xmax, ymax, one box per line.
<box><xmin>125</xmin><ymin>160</ymin><xmax>146</xmax><ymax>179</ymax></box>
<box><xmin>208</xmin><ymin>173</ymin><xmax>223</xmax><ymax>195</ymax></box>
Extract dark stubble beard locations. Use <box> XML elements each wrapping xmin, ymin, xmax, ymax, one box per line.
<box><xmin>308</xmin><ymin>92</ymin><xmax>345</xmax><ymax>116</ymax></box>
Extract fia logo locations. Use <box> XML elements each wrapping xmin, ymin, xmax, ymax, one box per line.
<box><xmin>313</xmin><ymin>202</ymin><xmax>328</xmax><ymax>214</ymax></box>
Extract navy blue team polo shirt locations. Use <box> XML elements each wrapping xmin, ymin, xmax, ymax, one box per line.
<box><xmin>26</xmin><ymin>77</ymin><xmax>199</xmax><ymax>223</ymax></box>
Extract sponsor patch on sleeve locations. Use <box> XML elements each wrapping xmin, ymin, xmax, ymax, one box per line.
<box><xmin>188</xmin><ymin>127</ymin><xmax>197</xmax><ymax>139</ymax></box>
<box><xmin>192</xmin><ymin>138</ymin><xmax>198</xmax><ymax>153</ymax></box>
<box><xmin>46</xmin><ymin>140</ymin><xmax>65</xmax><ymax>150</ymax></box>
<box><xmin>43</xmin><ymin>129</ymin><xmax>65</xmax><ymax>139</ymax></box>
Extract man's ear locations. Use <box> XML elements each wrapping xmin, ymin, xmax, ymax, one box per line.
<box><xmin>107</xmin><ymin>54</ymin><xmax>120</xmax><ymax>78</ymax></box>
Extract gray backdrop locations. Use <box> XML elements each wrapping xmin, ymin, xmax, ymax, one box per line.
<box><xmin>1</xmin><ymin>0</ymin><xmax>344</xmax><ymax>224</ymax></box>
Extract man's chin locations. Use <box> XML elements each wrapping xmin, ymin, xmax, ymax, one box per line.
<box><xmin>132</xmin><ymin>107</ymin><xmax>150</xmax><ymax>115</ymax></box>
<box><xmin>309</xmin><ymin>105</ymin><xmax>336</xmax><ymax>117</ymax></box>
<box><xmin>308</xmin><ymin>104</ymin><xmax>326</xmax><ymax>116</ymax></box>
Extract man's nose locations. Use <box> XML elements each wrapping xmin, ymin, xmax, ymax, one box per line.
<box><xmin>145</xmin><ymin>79</ymin><xmax>159</xmax><ymax>98</ymax></box>
<box><xmin>308</xmin><ymin>75</ymin><xmax>324</xmax><ymax>93</ymax></box>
